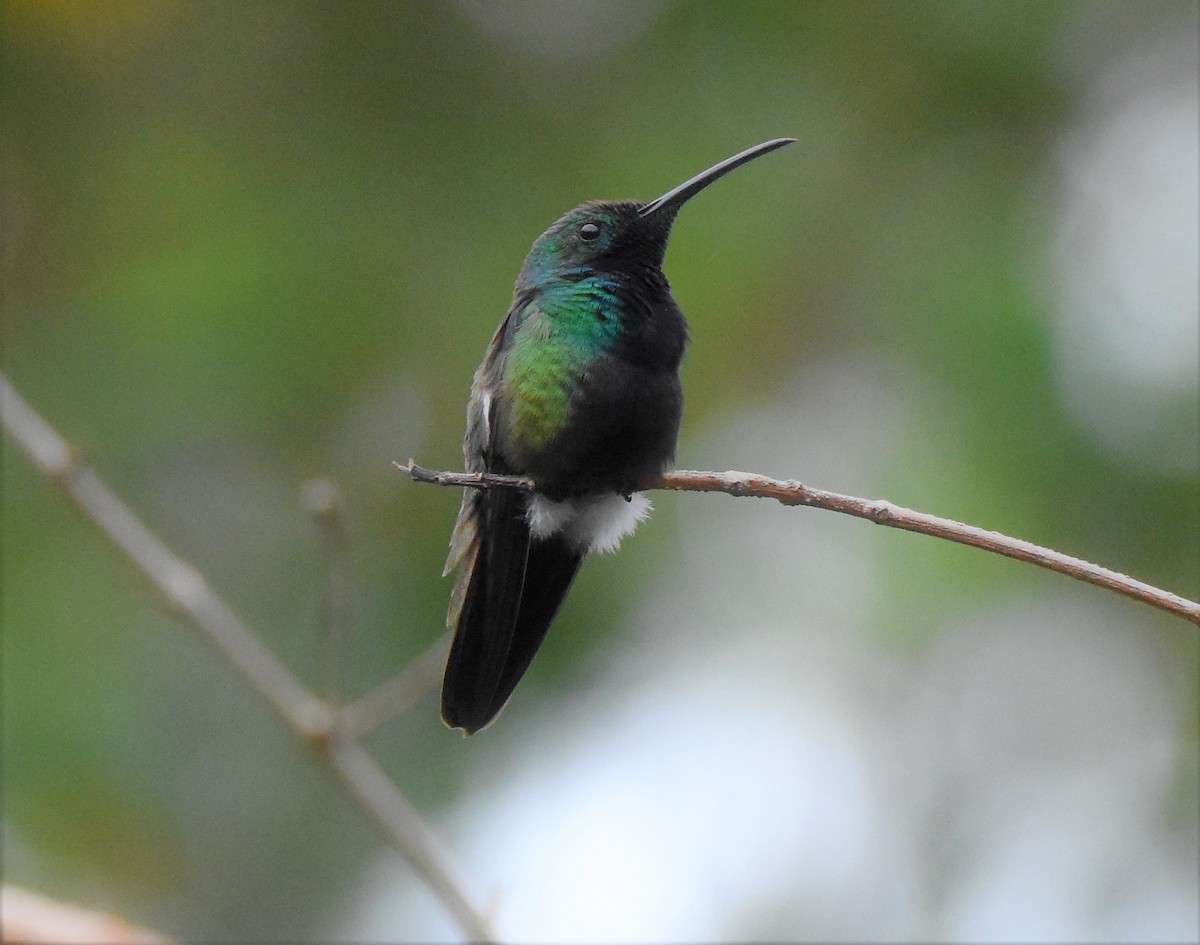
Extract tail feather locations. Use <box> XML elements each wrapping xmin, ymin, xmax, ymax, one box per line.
<box><xmin>441</xmin><ymin>486</ymin><xmax>531</xmax><ymax>733</ymax></box>
<box><xmin>441</xmin><ymin>494</ymin><xmax>585</xmax><ymax>734</ymax></box>
<box><xmin>486</xmin><ymin>534</ymin><xmax>584</xmax><ymax>724</ymax></box>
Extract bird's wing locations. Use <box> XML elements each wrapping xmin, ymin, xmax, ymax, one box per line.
<box><xmin>442</xmin><ymin>306</ymin><xmax>517</xmax><ymax>577</ymax></box>
<box><xmin>442</xmin><ymin>306</ymin><xmax>538</xmax><ymax>733</ymax></box>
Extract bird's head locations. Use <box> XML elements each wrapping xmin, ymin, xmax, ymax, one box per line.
<box><xmin>516</xmin><ymin>138</ymin><xmax>796</xmax><ymax>293</ymax></box>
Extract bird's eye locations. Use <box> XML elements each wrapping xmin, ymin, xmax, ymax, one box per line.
<box><xmin>579</xmin><ymin>222</ymin><xmax>601</xmax><ymax>242</ymax></box>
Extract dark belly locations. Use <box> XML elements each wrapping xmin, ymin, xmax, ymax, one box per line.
<box><xmin>518</xmin><ymin>354</ymin><xmax>682</xmax><ymax>498</ymax></box>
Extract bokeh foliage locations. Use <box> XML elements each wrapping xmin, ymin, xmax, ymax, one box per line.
<box><xmin>3</xmin><ymin>1</ymin><xmax>1196</xmax><ymax>939</ymax></box>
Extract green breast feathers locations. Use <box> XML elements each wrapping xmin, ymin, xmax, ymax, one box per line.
<box><xmin>505</xmin><ymin>280</ymin><xmax>620</xmax><ymax>450</ymax></box>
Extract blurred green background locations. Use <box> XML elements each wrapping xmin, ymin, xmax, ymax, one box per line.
<box><xmin>3</xmin><ymin>1</ymin><xmax>1197</xmax><ymax>941</ymax></box>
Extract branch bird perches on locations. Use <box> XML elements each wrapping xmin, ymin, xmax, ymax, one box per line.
<box><xmin>398</xmin><ymin>461</ymin><xmax>1200</xmax><ymax>627</ymax></box>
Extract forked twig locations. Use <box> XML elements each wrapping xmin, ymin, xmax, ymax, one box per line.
<box><xmin>339</xmin><ymin>632</ymin><xmax>452</xmax><ymax>740</ymax></box>
<box><xmin>1</xmin><ymin>374</ymin><xmax>496</xmax><ymax>944</ymax></box>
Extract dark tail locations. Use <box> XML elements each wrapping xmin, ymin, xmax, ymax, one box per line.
<box><xmin>441</xmin><ymin>491</ymin><xmax>584</xmax><ymax>734</ymax></box>
<box><xmin>486</xmin><ymin>533</ymin><xmax>584</xmax><ymax>723</ymax></box>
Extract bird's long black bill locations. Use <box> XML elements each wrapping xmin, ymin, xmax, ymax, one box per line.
<box><xmin>638</xmin><ymin>137</ymin><xmax>796</xmax><ymax>220</ymax></box>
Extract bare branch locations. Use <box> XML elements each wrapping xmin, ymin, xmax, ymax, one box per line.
<box><xmin>302</xmin><ymin>478</ymin><xmax>354</xmax><ymax>706</ymax></box>
<box><xmin>339</xmin><ymin>632</ymin><xmax>452</xmax><ymax>740</ymax></box>
<box><xmin>1</xmin><ymin>883</ymin><xmax>172</xmax><ymax>944</ymax></box>
<box><xmin>325</xmin><ymin>739</ymin><xmax>495</xmax><ymax>943</ymax></box>
<box><xmin>397</xmin><ymin>461</ymin><xmax>1200</xmax><ymax>627</ymax></box>
<box><xmin>1</xmin><ymin>374</ymin><xmax>497</xmax><ymax>944</ymax></box>
<box><xmin>2</xmin><ymin>373</ymin><xmax>325</xmax><ymax>733</ymax></box>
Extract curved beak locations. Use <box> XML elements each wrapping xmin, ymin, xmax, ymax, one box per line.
<box><xmin>638</xmin><ymin>137</ymin><xmax>796</xmax><ymax>220</ymax></box>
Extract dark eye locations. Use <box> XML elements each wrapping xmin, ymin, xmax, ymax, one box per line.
<box><xmin>579</xmin><ymin>222</ymin><xmax>601</xmax><ymax>242</ymax></box>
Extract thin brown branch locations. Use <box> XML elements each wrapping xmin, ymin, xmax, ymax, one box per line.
<box><xmin>1</xmin><ymin>374</ymin><xmax>497</xmax><ymax>944</ymax></box>
<box><xmin>325</xmin><ymin>739</ymin><xmax>494</xmax><ymax>943</ymax></box>
<box><xmin>1</xmin><ymin>373</ymin><xmax>325</xmax><ymax>734</ymax></box>
<box><xmin>302</xmin><ymin>478</ymin><xmax>354</xmax><ymax>707</ymax></box>
<box><xmin>1</xmin><ymin>883</ymin><xmax>173</xmax><ymax>944</ymax></box>
<box><xmin>339</xmin><ymin>632</ymin><xmax>453</xmax><ymax>740</ymax></box>
<box><xmin>397</xmin><ymin>461</ymin><xmax>1200</xmax><ymax>627</ymax></box>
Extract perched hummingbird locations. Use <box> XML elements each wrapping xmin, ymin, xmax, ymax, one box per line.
<box><xmin>441</xmin><ymin>138</ymin><xmax>795</xmax><ymax>734</ymax></box>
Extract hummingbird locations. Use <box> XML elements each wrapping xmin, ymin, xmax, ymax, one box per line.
<box><xmin>441</xmin><ymin>138</ymin><xmax>795</xmax><ymax>734</ymax></box>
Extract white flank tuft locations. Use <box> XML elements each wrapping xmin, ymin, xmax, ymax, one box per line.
<box><xmin>525</xmin><ymin>493</ymin><xmax>578</xmax><ymax>540</ymax></box>
<box><xmin>526</xmin><ymin>492</ymin><xmax>653</xmax><ymax>554</ymax></box>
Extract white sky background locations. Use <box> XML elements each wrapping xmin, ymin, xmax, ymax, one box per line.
<box><xmin>1051</xmin><ymin>9</ymin><xmax>1199</xmax><ymax>474</ymax></box>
